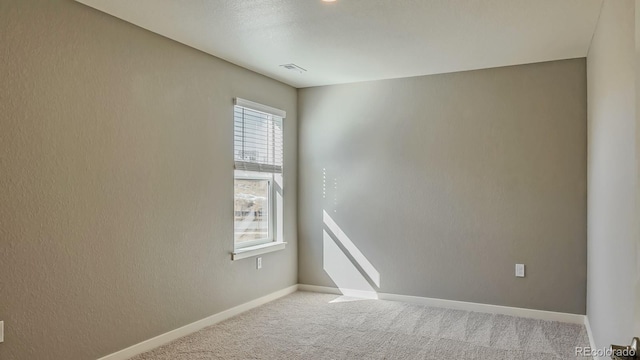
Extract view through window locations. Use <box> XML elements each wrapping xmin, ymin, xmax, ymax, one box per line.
<box><xmin>234</xmin><ymin>178</ymin><xmax>270</xmax><ymax>244</ymax></box>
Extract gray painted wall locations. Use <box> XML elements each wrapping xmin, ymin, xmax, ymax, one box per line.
<box><xmin>636</xmin><ymin>0</ymin><xmax>640</xmax><ymax>342</ymax></box>
<box><xmin>586</xmin><ymin>0</ymin><xmax>638</xmax><ymax>351</ymax></box>
<box><xmin>0</xmin><ymin>1</ymin><xmax>297</xmax><ymax>359</ymax></box>
<box><xmin>298</xmin><ymin>59</ymin><xmax>587</xmax><ymax>314</ymax></box>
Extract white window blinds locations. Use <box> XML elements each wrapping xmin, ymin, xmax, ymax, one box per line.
<box><xmin>234</xmin><ymin>98</ymin><xmax>285</xmax><ymax>174</ymax></box>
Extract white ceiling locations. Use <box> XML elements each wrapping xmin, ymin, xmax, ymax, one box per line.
<box><xmin>76</xmin><ymin>0</ymin><xmax>603</xmax><ymax>88</ymax></box>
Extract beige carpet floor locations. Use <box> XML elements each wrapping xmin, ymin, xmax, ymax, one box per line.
<box><xmin>131</xmin><ymin>291</ymin><xmax>590</xmax><ymax>359</ymax></box>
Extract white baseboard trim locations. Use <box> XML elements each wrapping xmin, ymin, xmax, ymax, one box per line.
<box><xmin>96</xmin><ymin>284</ymin><xmax>298</xmax><ymax>360</ymax></box>
<box><xmin>298</xmin><ymin>284</ymin><xmax>344</xmax><ymax>295</ymax></box>
<box><xmin>298</xmin><ymin>284</ymin><xmax>378</xmax><ymax>299</ymax></box>
<box><xmin>297</xmin><ymin>284</ymin><xmax>585</xmax><ymax>325</ymax></box>
<box><xmin>583</xmin><ymin>315</ymin><xmax>599</xmax><ymax>359</ymax></box>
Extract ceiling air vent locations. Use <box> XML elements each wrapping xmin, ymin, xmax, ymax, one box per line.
<box><xmin>280</xmin><ymin>63</ymin><xmax>307</xmax><ymax>73</ymax></box>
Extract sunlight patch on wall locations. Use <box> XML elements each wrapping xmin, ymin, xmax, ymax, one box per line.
<box><xmin>323</xmin><ymin>210</ymin><xmax>380</xmax><ymax>287</ymax></box>
<box><xmin>323</xmin><ymin>229</ymin><xmax>378</xmax><ymax>299</ymax></box>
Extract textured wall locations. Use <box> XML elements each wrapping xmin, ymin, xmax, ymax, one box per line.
<box><xmin>586</xmin><ymin>0</ymin><xmax>637</xmax><ymax>351</ymax></box>
<box><xmin>0</xmin><ymin>0</ymin><xmax>297</xmax><ymax>359</ymax></box>
<box><xmin>298</xmin><ymin>59</ymin><xmax>587</xmax><ymax>314</ymax></box>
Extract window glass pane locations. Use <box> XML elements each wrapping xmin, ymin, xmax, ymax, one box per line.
<box><xmin>234</xmin><ymin>106</ymin><xmax>283</xmax><ymax>172</ymax></box>
<box><xmin>234</xmin><ymin>179</ymin><xmax>270</xmax><ymax>244</ymax></box>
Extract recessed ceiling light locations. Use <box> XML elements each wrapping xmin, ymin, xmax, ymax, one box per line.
<box><xmin>322</xmin><ymin>0</ymin><xmax>337</xmax><ymax>2</ymax></box>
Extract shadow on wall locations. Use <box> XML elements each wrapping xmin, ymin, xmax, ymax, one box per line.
<box><xmin>322</xmin><ymin>209</ymin><xmax>380</xmax><ymax>300</ymax></box>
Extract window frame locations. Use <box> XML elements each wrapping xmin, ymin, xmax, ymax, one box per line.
<box><xmin>232</xmin><ymin>98</ymin><xmax>286</xmax><ymax>255</ymax></box>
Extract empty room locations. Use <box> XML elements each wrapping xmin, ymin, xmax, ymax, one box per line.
<box><xmin>1</xmin><ymin>0</ymin><xmax>639</xmax><ymax>359</ymax></box>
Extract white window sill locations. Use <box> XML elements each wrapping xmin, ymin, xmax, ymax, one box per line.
<box><xmin>231</xmin><ymin>242</ymin><xmax>287</xmax><ymax>261</ymax></box>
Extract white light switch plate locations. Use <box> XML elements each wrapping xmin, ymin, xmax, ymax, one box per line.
<box><xmin>0</xmin><ymin>320</ymin><xmax>4</xmax><ymax>343</ymax></box>
<box><xmin>256</xmin><ymin>257</ymin><xmax>262</xmax><ymax>270</ymax></box>
<box><xmin>516</xmin><ymin>264</ymin><xmax>525</xmax><ymax>278</ymax></box>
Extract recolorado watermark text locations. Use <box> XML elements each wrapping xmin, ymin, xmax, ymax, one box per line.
<box><xmin>576</xmin><ymin>346</ymin><xmax>636</xmax><ymax>358</ymax></box>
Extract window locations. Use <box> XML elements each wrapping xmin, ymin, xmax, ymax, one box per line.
<box><xmin>233</xmin><ymin>98</ymin><xmax>285</xmax><ymax>252</ymax></box>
